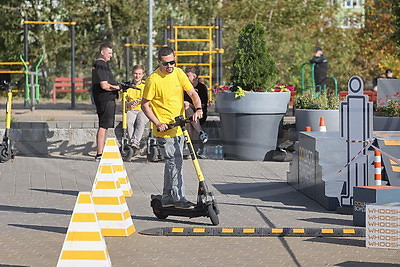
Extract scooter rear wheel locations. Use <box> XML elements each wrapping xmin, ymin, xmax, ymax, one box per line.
<box><xmin>147</xmin><ymin>146</ymin><xmax>159</xmax><ymax>162</ymax></box>
<box><xmin>0</xmin><ymin>145</ymin><xmax>11</xmax><ymax>162</ymax></box>
<box><xmin>207</xmin><ymin>204</ymin><xmax>219</xmax><ymax>226</ymax></box>
<box><xmin>151</xmin><ymin>197</ymin><xmax>168</xmax><ymax>219</ymax></box>
<box><xmin>121</xmin><ymin>146</ymin><xmax>134</xmax><ymax>162</ymax></box>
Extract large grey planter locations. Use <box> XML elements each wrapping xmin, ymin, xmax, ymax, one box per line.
<box><xmin>295</xmin><ymin>109</ymin><xmax>339</xmax><ymax>132</ymax></box>
<box><xmin>373</xmin><ymin>116</ymin><xmax>400</xmax><ymax>131</ymax></box>
<box><xmin>215</xmin><ymin>91</ymin><xmax>290</xmax><ymax>161</ymax></box>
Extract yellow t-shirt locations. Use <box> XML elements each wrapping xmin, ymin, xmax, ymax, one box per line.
<box><xmin>126</xmin><ymin>82</ymin><xmax>145</xmax><ymax>111</ymax></box>
<box><xmin>143</xmin><ymin>67</ymin><xmax>193</xmax><ymax>138</ymax></box>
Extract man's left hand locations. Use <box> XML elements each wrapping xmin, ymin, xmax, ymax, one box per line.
<box><xmin>192</xmin><ymin>109</ymin><xmax>203</xmax><ymax>122</ymax></box>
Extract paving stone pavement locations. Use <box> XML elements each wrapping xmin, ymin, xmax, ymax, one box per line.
<box><xmin>0</xmin><ymin>154</ymin><xmax>399</xmax><ymax>266</ymax></box>
<box><xmin>0</xmin><ymin>100</ymin><xmax>399</xmax><ymax>266</ymax></box>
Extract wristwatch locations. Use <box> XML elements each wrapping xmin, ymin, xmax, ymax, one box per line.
<box><xmin>195</xmin><ymin>107</ymin><xmax>202</xmax><ymax>111</ymax></box>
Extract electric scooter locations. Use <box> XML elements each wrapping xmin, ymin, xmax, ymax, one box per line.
<box><xmin>0</xmin><ymin>81</ymin><xmax>17</xmax><ymax>162</ymax></box>
<box><xmin>117</xmin><ymin>81</ymin><xmax>141</xmax><ymax>162</ymax></box>
<box><xmin>150</xmin><ymin>115</ymin><xmax>220</xmax><ymax>225</ymax></box>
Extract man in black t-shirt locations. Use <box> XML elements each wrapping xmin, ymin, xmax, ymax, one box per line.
<box><xmin>92</xmin><ymin>43</ymin><xmax>121</xmax><ymax>161</ymax></box>
<box><xmin>184</xmin><ymin>66</ymin><xmax>209</xmax><ymax>147</ymax></box>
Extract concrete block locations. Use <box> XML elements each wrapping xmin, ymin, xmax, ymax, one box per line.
<box><xmin>70</xmin><ymin>121</ymin><xmax>83</xmax><ymax>128</ymax></box>
<box><xmin>56</xmin><ymin>121</ymin><xmax>71</xmax><ymax>128</ymax></box>
<box><xmin>82</xmin><ymin>121</ymin><xmax>95</xmax><ymax>128</ymax></box>
<box><xmin>353</xmin><ymin>186</ymin><xmax>400</xmax><ymax>226</ymax></box>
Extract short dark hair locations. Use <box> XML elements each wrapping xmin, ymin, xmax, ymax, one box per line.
<box><xmin>158</xmin><ymin>47</ymin><xmax>174</xmax><ymax>60</ymax></box>
<box><xmin>100</xmin><ymin>43</ymin><xmax>112</xmax><ymax>53</ymax></box>
<box><xmin>315</xmin><ymin>47</ymin><xmax>323</xmax><ymax>52</ymax></box>
<box><xmin>132</xmin><ymin>65</ymin><xmax>145</xmax><ymax>72</ymax></box>
<box><xmin>185</xmin><ymin>66</ymin><xmax>200</xmax><ymax>77</ymax></box>
<box><xmin>386</xmin><ymin>68</ymin><xmax>393</xmax><ymax>74</ymax></box>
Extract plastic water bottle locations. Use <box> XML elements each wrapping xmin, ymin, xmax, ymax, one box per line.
<box><xmin>218</xmin><ymin>145</ymin><xmax>224</xmax><ymax>160</ymax></box>
<box><xmin>214</xmin><ymin>145</ymin><xmax>219</xmax><ymax>160</ymax></box>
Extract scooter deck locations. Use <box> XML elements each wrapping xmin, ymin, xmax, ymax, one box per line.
<box><xmin>151</xmin><ymin>194</ymin><xmax>207</xmax><ymax>218</ymax></box>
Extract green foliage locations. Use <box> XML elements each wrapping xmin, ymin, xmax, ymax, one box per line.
<box><xmin>0</xmin><ymin>0</ymin><xmax>398</xmax><ymax>100</ymax></box>
<box><xmin>230</xmin><ymin>21</ymin><xmax>277</xmax><ymax>91</ymax></box>
<box><xmin>295</xmin><ymin>93</ymin><xmax>340</xmax><ymax>110</ymax></box>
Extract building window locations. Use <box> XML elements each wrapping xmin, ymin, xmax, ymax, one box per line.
<box><xmin>343</xmin><ymin>0</ymin><xmax>361</xmax><ymax>8</ymax></box>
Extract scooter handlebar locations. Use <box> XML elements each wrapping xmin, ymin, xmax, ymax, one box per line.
<box><xmin>166</xmin><ymin>115</ymin><xmax>193</xmax><ymax>129</ymax></box>
<box><xmin>0</xmin><ymin>81</ymin><xmax>17</xmax><ymax>90</ymax></box>
<box><xmin>117</xmin><ymin>81</ymin><xmax>141</xmax><ymax>91</ymax></box>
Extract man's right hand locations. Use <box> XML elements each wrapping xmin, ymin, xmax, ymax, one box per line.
<box><xmin>156</xmin><ymin>123</ymin><xmax>168</xmax><ymax>132</ymax></box>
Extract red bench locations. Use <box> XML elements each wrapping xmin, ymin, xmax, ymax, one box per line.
<box><xmin>339</xmin><ymin>90</ymin><xmax>377</xmax><ymax>103</ymax></box>
<box><xmin>52</xmin><ymin>77</ymin><xmax>91</xmax><ymax>104</ymax></box>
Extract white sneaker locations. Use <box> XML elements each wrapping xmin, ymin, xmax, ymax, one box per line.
<box><xmin>199</xmin><ymin>131</ymin><xmax>208</xmax><ymax>143</ymax></box>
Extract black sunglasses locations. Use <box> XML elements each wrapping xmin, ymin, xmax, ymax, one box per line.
<box><xmin>161</xmin><ymin>60</ymin><xmax>176</xmax><ymax>66</ymax></box>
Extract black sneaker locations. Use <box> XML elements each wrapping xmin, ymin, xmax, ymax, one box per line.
<box><xmin>95</xmin><ymin>153</ymin><xmax>102</xmax><ymax>162</ymax></box>
<box><xmin>175</xmin><ymin>201</ymin><xmax>196</xmax><ymax>209</ymax></box>
<box><xmin>161</xmin><ymin>198</ymin><xmax>175</xmax><ymax>207</ymax></box>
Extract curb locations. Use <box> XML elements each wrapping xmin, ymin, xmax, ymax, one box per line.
<box><xmin>139</xmin><ymin>227</ymin><xmax>365</xmax><ymax>237</ymax></box>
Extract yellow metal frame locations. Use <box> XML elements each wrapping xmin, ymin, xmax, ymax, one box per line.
<box><xmin>24</xmin><ymin>21</ymin><xmax>76</xmax><ymax>25</ymax></box>
<box><xmin>171</xmin><ymin>25</ymin><xmax>219</xmax><ymax>101</ymax></box>
<box><xmin>124</xmin><ymin>43</ymin><xmax>166</xmax><ymax>48</ymax></box>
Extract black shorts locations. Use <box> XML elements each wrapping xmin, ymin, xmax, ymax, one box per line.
<box><xmin>95</xmin><ymin>100</ymin><xmax>116</xmax><ymax>128</ymax></box>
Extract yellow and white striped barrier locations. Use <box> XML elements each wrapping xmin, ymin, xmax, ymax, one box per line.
<box><xmin>57</xmin><ymin>192</ymin><xmax>112</xmax><ymax>267</ymax></box>
<box><xmin>99</xmin><ymin>138</ymin><xmax>133</xmax><ymax>197</ymax></box>
<box><xmin>92</xmin><ymin>164</ymin><xmax>135</xmax><ymax>236</ymax></box>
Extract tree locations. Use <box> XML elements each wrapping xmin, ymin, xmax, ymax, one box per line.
<box><xmin>231</xmin><ymin>21</ymin><xmax>277</xmax><ymax>91</ymax></box>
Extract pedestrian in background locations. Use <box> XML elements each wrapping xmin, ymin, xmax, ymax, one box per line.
<box><xmin>310</xmin><ymin>47</ymin><xmax>328</xmax><ymax>92</ymax></box>
<box><xmin>126</xmin><ymin>65</ymin><xmax>148</xmax><ymax>154</ymax></box>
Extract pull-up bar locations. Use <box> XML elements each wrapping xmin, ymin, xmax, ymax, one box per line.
<box><xmin>0</xmin><ymin>62</ymin><xmax>29</xmax><ymax>65</ymax></box>
<box><xmin>24</xmin><ymin>21</ymin><xmax>76</xmax><ymax>25</ymax></box>
<box><xmin>23</xmin><ymin>18</ymin><xmax>77</xmax><ymax>108</ymax></box>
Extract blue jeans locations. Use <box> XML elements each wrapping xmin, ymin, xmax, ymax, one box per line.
<box><xmin>157</xmin><ymin>135</ymin><xmax>186</xmax><ymax>203</ymax></box>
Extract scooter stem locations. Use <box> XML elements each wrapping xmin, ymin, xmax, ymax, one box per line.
<box><xmin>6</xmin><ymin>88</ymin><xmax>12</xmax><ymax>130</ymax></box>
<box><xmin>181</xmin><ymin>127</ymin><xmax>205</xmax><ymax>182</ymax></box>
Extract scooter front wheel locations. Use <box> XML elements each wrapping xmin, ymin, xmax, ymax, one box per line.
<box><xmin>207</xmin><ymin>204</ymin><xmax>219</xmax><ymax>226</ymax></box>
<box><xmin>0</xmin><ymin>144</ymin><xmax>11</xmax><ymax>162</ymax></box>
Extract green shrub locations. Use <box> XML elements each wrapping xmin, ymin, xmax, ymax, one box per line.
<box><xmin>295</xmin><ymin>93</ymin><xmax>339</xmax><ymax>110</ymax></box>
<box><xmin>230</xmin><ymin>21</ymin><xmax>277</xmax><ymax>92</ymax></box>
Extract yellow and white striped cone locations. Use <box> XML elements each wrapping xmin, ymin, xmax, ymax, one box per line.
<box><xmin>92</xmin><ymin>164</ymin><xmax>135</xmax><ymax>237</ymax></box>
<box><xmin>99</xmin><ymin>138</ymin><xmax>133</xmax><ymax>197</ymax></box>
<box><xmin>57</xmin><ymin>192</ymin><xmax>112</xmax><ymax>267</ymax></box>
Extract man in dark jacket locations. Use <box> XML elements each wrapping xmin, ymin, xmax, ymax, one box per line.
<box><xmin>310</xmin><ymin>48</ymin><xmax>328</xmax><ymax>92</ymax></box>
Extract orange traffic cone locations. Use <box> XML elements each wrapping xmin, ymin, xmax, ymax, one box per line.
<box><xmin>319</xmin><ymin>117</ymin><xmax>327</xmax><ymax>132</ymax></box>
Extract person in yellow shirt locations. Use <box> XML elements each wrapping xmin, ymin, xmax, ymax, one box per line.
<box><xmin>126</xmin><ymin>65</ymin><xmax>148</xmax><ymax>151</ymax></box>
<box><xmin>142</xmin><ymin>47</ymin><xmax>203</xmax><ymax>210</ymax></box>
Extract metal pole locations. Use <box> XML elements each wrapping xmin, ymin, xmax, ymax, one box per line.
<box><xmin>148</xmin><ymin>0</ymin><xmax>153</xmax><ymax>75</ymax></box>
<box><xmin>71</xmin><ymin>18</ymin><xmax>76</xmax><ymax>109</ymax></box>
<box><xmin>24</xmin><ymin>16</ymin><xmax>29</xmax><ymax>107</ymax></box>
<box><xmin>215</xmin><ymin>18</ymin><xmax>223</xmax><ymax>86</ymax></box>
<box><xmin>167</xmin><ymin>17</ymin><xmax>174</xmax><ymax>50</ymax></box>
<box><xmin>125</xmin><ymin>37</ymin><xmax>130</xmax><ymax>81</ymax></box>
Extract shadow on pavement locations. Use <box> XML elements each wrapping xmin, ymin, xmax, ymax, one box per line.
<box><xmin>214</xmin><ymin>181</ymin><xmax>328</xmax><ymax>210</ymax></box>
<box><xmin>0</xmin><ymin>204</ymin><xmax>71</xmax><ymax>215</ymax></box>
<box><xmin>132</xmin><ymin>215</ymin><xmax>212</xmax><ymax>226</ymax></box>
<box><xmin>8</xmin><ymin>223</ymin><xmax>67</xmax><ymax>234</ymax></box>
<box><xmin>299</xmin><ymin>217</ymin><xmax>353</xmax><ymax>226</ymax></box>
<box><xmin>30</xmin><ymin>188</ymin><xmax>79</xmax><ymax>196</ymax></box>
<box><xmin>305</xmin><ymin>237</ymin><xmax>364</xmax><ymax>247</ymax></box>
<box><xmin>335</xmin><ymin>262</ymin><xmax>400</xmax><ymax>267</ymax></box>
